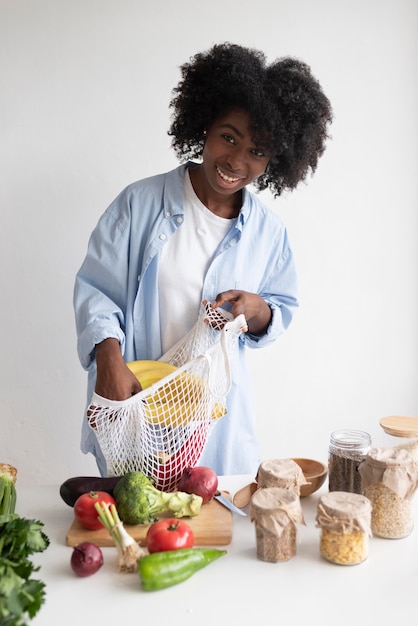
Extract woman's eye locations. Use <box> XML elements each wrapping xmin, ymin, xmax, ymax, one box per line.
<box><xmin>252</xmin><ymin>148</ymin><xmax>265</xmax><ymax>157</ymax></box>
<box><xmin>222</xmin><ymin>134</ymin><xmax>235</xmax><ymax>144</ymax></box>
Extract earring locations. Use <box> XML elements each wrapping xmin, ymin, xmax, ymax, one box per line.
<box><xmin>203</xmin><ymin>130</ymin><xmax>207</xmax><ymax>136</ymax></box>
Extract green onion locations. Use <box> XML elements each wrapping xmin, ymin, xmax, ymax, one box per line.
<box><xmin>94</xmin><ymin>501</ymin><xmax>147</xmax><ymax>572</ymax></box>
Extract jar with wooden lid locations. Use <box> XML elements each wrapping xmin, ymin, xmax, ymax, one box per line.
<box><xmin>256</xmin><ymin>458</ymin><xmax>309</xmax><ymax>495</ymax></box>
<box><xmin>250</xmin><ymin>487</ymin><xmax>305</xmax><ymax>562</ymax></box>
<box><xmin>316</xmin><ymin>491</ymin><xmax>372</xmax><ymax>565</ymax></box>
<box><xmin>358</xmin><ymin>446</ymin><xmax>418</xmax><ymax>538</ymax></box>
<box><xmin>379</xmin><ymin>415</ymin><xmax>418</xmax><ymax>449</ymax></box>
<box><xmin>328</xmin><ymin>429</ymin><xmax>371</xmax><ymax>494</ymax></box>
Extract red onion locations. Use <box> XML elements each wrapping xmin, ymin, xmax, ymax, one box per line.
<box><xmin>178</xmin><ymin>466</ymin><xmax>218</xmax><ymax>504</ymax></box>
<box><xmin>71</xmin><ymin>541</ymin><xmax>104</xmax><ymax>577</ymax></box>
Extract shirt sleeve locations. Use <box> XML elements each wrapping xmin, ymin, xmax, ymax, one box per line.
<box><xmin>241</xmin><ymin>227</ymin><xmax>299</xmax><ymax>349</ymax></box>
<box><xmin>73</xmin><ymin>190</ymin><xmax>132</xmax><ymax>370</ymax></box>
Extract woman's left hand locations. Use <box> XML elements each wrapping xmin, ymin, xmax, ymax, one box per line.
<box><xmin>210</xmin><ymin>290</ymin><xmax>272</xmax><ymax>336</ymax></box>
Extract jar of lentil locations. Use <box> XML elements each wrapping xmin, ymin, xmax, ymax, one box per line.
<box><xmin>315</xmin><ymin>491</ymin><xmax>371</xmax><ymax>565</ymax></box>
<box><xmin>250</xmin><ymin>487</ymin><xmax>305</xmax><ymax>562</ymax></box>
<box><xmin>358</xmin><ymin>446</ymin><xmax>418</xmax><ymax>539</ymax></box>
<box><xmin>256</xmin><ymin>458</ymin><xmax>309</xmax><ymax>496</ymax></box>
<box><xmin>328</xmin><ymin>429</ymin><xmax>371</xmax><ymax>494</ymax></box>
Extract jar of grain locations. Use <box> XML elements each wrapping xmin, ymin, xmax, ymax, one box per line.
<box><xmin>250</xmin><ymin>487</ymin><xmax>305</xmax><ymax>562</ymax></box>
<box><xmin>315</xmin><ymin>491</ymin><xmax>371</xmax><ymax>565</ymax></box>
<box><xmin>328</xmin><ymin>429</ymin><xmax>371</xmax><ymax>494</ymax></box>
<box><xmin>358</xmin><ymin>446</ymin><xmax>418</xmax><ymax>539</ymax></box>
<box><xmin>256</xmin><ymin>458</ymin><xmax>309</xmax><ymax>496</ymax></box>
<box><xmin>379</xmin><ymin>415</ymin><xmax>418</xmax><ymax>452</ymax></box>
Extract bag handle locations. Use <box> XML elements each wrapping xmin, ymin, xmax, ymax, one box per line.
<box><xmin>205</xmin><ymin>313</ymin><xmax>247</xmax><ymax>397</ymax></box>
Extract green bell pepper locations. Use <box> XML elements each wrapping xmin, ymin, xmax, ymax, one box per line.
<box><xmin>138</xmin><ymin>547</ymin><xmax>227</xmax><ymax>591</ymax></box>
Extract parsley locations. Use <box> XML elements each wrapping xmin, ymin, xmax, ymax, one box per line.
<box><xmin>0</xmin><ymin>515</ymin><xmax>50</xmax><ymax>626</ymax></box>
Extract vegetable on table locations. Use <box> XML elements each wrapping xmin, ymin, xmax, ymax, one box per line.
<box><xmin>74</xmin><ymin>491</ymin><xmax>116</xmax><ymax>530</ymax></box>
<box><xmin>113</xmin><ymin>471</ymin><xmax>203</xmax><ymax>525</ymax></box>
<box><xmin>0</xmin><ymin>515</ymin><xmax>49</xmax><ymax>623</ymax></box>
<box><xmin>71</xmin><ymin>541</ymin><xmax>104</xmax><ymax>577</ymax></box>
<box><xmin>95</xmin><ymin>501</ymin><xmax>147</xmax><ymax>573</ymax></box>
<box><xmin>146</xmin><ymin>518</ymin><xmax>194</xmax><ymax>554</ymax></box>
<box><xmin>178</xmin><ymin>466</ymin><xmax>219</xmax><ymax>504</ymax></box>
<box><xmin>59</xmin><ymin>475</ymin><xmax>122</xmax><ymax>507</ymax></box>
<box><xmin>138</xmin><ymin>547</ymin><xmax>227</xmax><ymax>591</ymax></box>
<box><xmin>0</xmin><ymin>463</ymin><xmax>17</xmax><ymax>517</ymax></box>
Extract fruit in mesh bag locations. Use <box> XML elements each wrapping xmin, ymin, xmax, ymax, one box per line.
<box><xmin>143</xmin><ymin>398</ymin><xmax>226</xmax><ymax>428</ymax></box>
<box><xmin>127</xmin><ymin>360</ymin><xmax>226</xmax><ymax>427</ymax></box>
<box><xmin>126</xmin><ymin>360</ymin><xmax>178</xmax><ymax>389</ymax></box>
<box><xmin>127</xmin><ymin>361</ymin><xmax>203</xmax><ymax>403</ymax></box>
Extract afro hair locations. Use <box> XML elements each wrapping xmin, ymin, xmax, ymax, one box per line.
<box><xmin>168</xmin><ymin>42</ymin><xmax>333</xmax><ymax>197</ymax></box>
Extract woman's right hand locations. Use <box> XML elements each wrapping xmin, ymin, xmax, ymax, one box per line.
<box><xmin>94</xmin><ymin>338</ymin><xmax>142</xmax><ymax>400</ymax></box>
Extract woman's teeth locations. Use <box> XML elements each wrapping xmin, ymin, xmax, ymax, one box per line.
<box><xmin>216</xmin><ymin>167</ymin><xmax>240</xmax><ymax>183</ymax></box>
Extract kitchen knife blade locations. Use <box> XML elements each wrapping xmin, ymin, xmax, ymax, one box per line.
<box><xmin>214</xmin><ymin>491</ymin><xmax>247</xmax><ymax>516</ymax></box>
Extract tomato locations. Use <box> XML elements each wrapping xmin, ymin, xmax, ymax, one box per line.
<box><xmin>145</xmin><ymin>518</ymin><xmax>195</xmax><ymax>553</ymax></box>
<box><xmin>74</xmin><ymin>491</ymin><xmax>116</xmax><ymax>530</ymax></box>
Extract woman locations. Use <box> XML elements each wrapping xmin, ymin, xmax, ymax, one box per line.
<box><xmin>74</xmin><ymin>42</ymin><xmax>333</xmax><ymax>477</ymax></box>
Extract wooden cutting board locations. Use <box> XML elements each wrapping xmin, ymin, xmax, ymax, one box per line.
<box><xmin>66</xmin><ymin>491</ymin><xmax>233</xmax><ymax>547</ymax></box>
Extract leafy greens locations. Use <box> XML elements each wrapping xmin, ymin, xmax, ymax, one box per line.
<box><xmin>0</xmin><ymin>515</ymin><xmax>49</xmax><ymax>625</ymax></box>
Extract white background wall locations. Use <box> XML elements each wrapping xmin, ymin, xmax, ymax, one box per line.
<box><xmin>1</xmin><ymin>0</ymin><xmax>417</xmax><ymax>487</ymax></box>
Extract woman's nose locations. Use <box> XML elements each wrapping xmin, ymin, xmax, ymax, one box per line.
<box><xmin>226</xmin><ymin>148</ymin><xmax>246</xmax><ymax>171</ymax></box>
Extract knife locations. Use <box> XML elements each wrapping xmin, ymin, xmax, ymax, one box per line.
<box><xmin>214</xmin><ymin>490</ymin><xmax>247</xmax><ymax>516</ymax></box>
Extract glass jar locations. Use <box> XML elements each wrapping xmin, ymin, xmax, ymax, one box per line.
<box><xmin>328</xmin><ymin>430</ymin><xmax>371</xmax><ymax>494</ymax></box>
<box><xmin>250</xmin><ymin>487</ymin><xmax>305</xmax><ymax>562</ymax></box>
<box><xmin>358</xmin><ymin>446</ymin><xmax>418</xmax><ymax>538</ymax></box>
<box><xmin>256</xmin><ymin>458</ymin><xmax>309</xmax><ymax>496</ymax></box>
<box><xmin>379</xmin><ymin>415</ymin><xmax>418</xmax><ymax>450</ymax></box>
<box><xmin>316</xmin><ymin>491</ymin><xmax>372</xmax><ymax>565</ymax></box>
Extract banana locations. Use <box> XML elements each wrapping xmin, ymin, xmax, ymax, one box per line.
<box><xmin>143</xmin><ymin>399</ymin><xmax>226</xmax><ymax>428</ymax></box>
<box><xmin>126</xmin><ymin>360</ymin><xmax>178</xmax><ymax>390</ymax></box>
<box><xmin>146</xmin><ymin>371</ymin><xmax>206</xmax><ymax>405</ymax></box>
<box><xmin>126</xmin><ymin>359</ymin><xmax>226</xmax><ymax>427</ymax></box>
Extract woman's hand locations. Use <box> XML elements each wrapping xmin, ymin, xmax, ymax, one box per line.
<box><xmin>94</xmin><ymin>338</ymin><xmax>142</xmax><ymax>400</ymax></box>
<box><xmin>210</xmin><ymin>290</ymin><xmax>272</xmax><ymax>336</ymax></box>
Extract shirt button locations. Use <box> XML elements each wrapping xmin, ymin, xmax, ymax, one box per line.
<box><xmin>176</xmin><ymin>216</ymin><xmax>183</xmax><ymax>224</ymax></box>
<box><xmin>165</xmin><ymin>211</ymin><xmax>171</xmax><ymax>217</ymax></box>
<box><xmin>159</xmin><ymin>234</ymin><xmax>166</xmax><ymax>240</ymax></box>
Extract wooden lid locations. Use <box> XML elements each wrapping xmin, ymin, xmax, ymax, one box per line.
<box><xmin>379</xmin><ymin>415</ymin><xmax>418</xmax><ymax>438</ymax></box>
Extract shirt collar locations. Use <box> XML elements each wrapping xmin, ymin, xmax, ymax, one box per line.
<box><xmin>164</xmin><ymin>161</ymin><xmax>252</xmax><ymax>227</ymax></box>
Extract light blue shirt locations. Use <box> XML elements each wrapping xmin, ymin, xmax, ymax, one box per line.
<box><xmin>74</xmin><ymin>162</ymin><xmax>299</xmax><ymax>476</ymax></box>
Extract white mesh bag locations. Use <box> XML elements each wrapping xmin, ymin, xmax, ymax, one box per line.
<box><xmin>87</xmin><ymin>302</ymin><xmax>247</xmax><ymax>491</ymax></box>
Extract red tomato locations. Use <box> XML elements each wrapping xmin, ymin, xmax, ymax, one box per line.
<box><xmin>145</xmin><ymin>518</ymin><xmax>194</xmax><ymax>553</ymax></box>
<box><xmin>74</xmin><ymin>491</ymin><xmax>116</xmax><ymax>530</ymax></box>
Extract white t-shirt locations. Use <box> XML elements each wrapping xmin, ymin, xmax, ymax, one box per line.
<box><xmin>158</xmin><ymin>170</ymin><xmax>235</xmax><ymax>354</ymax></box>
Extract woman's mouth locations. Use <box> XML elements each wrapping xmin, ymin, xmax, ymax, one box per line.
<box><xmin>216</xmin><ymin>166</ymin><xmax>241</xmax><ymax>184</ymax></box>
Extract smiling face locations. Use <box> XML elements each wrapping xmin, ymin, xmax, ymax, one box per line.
<box><xmin>190</xmin><ymin>108</ymin><xmax>270</xmax><ymax>214</ymax></box>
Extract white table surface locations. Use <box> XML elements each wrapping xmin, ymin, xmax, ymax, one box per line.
<box><xmin>17</xmin><ymin>475</ymin><xmax>418</xmax><ymax>625</ymax></box>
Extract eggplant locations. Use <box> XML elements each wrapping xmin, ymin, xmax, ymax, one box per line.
<box><xmin>59</xmin><ymin>475</ymin><xmax>122</xmax><ymax>507</ymax></box>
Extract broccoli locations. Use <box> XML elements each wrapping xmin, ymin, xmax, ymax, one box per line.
<box><xmin>113</xmin><ymin>472</ymin><xmax>203</xmax><ymax>525</ymax></box>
